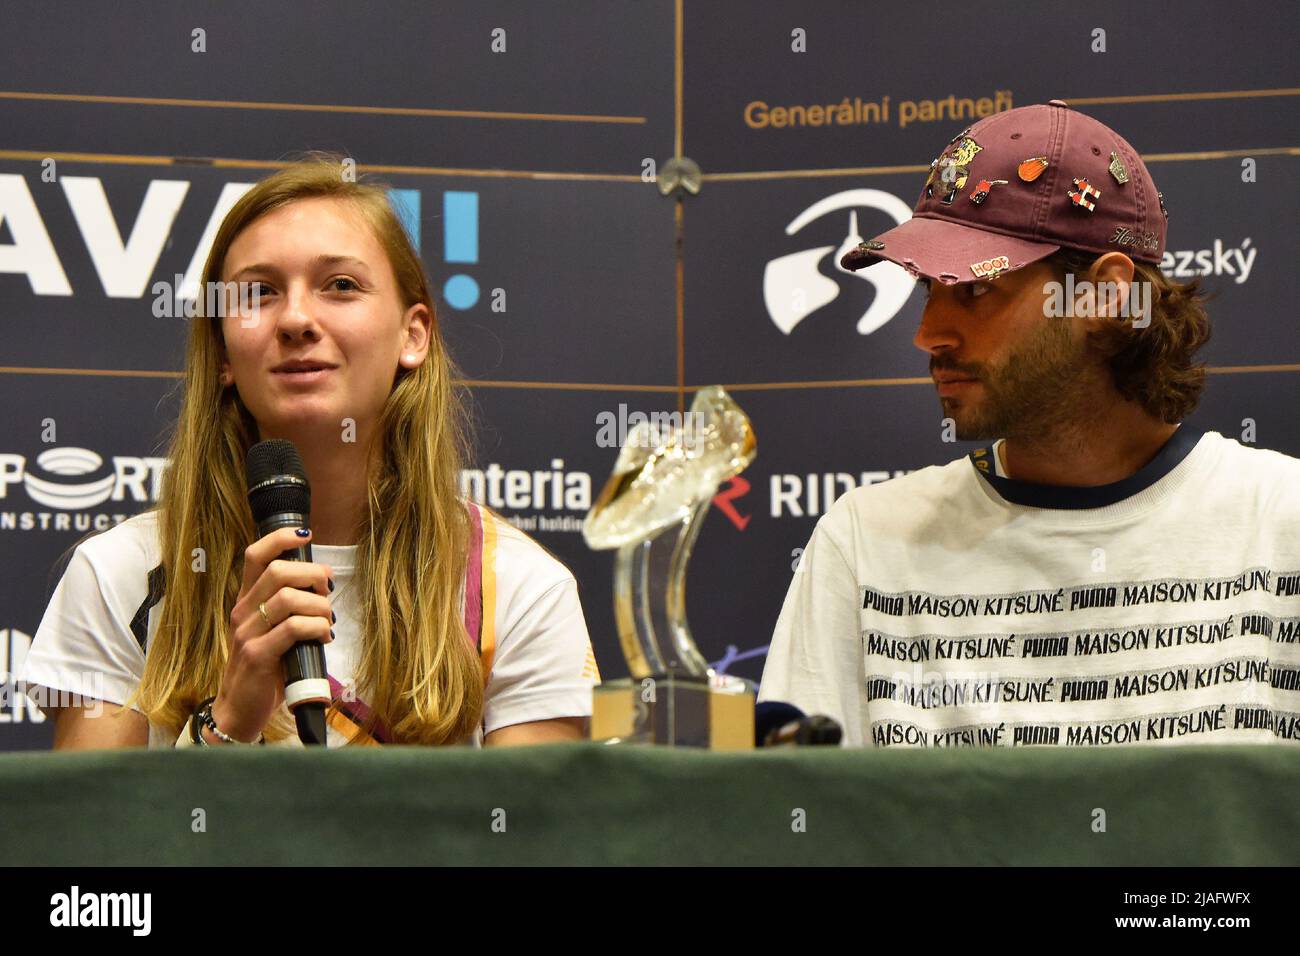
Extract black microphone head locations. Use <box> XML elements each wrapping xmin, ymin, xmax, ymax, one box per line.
<box><xmin>797</xmin><ymin>715</ymin><xmax>843</xmax><ymax>746</ymax></box>
<box><xmin>754</xmin><ymin>701</ymin><xmax>806</xmax><ymax>747</ymax></box>
<box><xmin>245</xmin><ymin>439</ymin><xmax>311</xmax><ymax>523</ymax></box>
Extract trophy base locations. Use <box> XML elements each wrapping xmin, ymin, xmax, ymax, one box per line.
<box><xmin>590</xmin><ymin>674</ymin><xmax>754</xmax><ymax>750</ymax></box>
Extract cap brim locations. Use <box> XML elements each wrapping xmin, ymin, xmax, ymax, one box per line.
<box><xmin>840</xmin><ymin>215</ymin><xmax>1060</xmax><ymax>284</ymax></box>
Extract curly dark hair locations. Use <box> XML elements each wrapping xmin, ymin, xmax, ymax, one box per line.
<box><xmin>1045</xmin><ymin>247</ymin><xmax>1214</xmax><ymax>424</ymax></box>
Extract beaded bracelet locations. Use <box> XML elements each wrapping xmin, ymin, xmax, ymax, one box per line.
<box><xmin>191</xmin><ymin>696</ymin><xmax>265</xmax><ymax>746</ymax></box>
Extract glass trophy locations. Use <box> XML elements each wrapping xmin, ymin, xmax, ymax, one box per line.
<box><xmin>583</xmin><ymin>386</ymin><xmax>757</xmax><ymax>749</ymax></box>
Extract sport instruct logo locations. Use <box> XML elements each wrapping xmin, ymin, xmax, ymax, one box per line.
<box><xmin>0</xmin><ymin>447</ymin><xmax>167</xmax><ymax>510</ymax></box>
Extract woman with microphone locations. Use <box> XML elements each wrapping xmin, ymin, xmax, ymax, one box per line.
<box><xmin>19</xmin><ymin>156</ymin><xmax>598</xmax><ymax>747</ymax></box>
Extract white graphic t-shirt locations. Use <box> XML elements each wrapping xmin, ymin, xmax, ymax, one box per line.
<box><xmin>760</xmin><ymin>427</ymin><xmax>1300</xmax><ymax>747</ymax></box>
<box><xmin>19</xmin><ymin>503</ymin><xmax>599</xmax><ymax>747</ymax></box>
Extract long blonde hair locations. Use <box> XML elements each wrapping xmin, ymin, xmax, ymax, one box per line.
<box><xmin>130</xmin><ymin>156</ymin><xmax>483</xmax><ymax>744</ymax></box>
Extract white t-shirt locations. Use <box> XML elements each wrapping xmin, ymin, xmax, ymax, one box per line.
<box><xmin>18</xmin><ymin>504</ymin><xmax>598</xmax><ymax>747</ymax></box>
<box><xmin>760</xmin><ymin>427</ymin><xmax>1300</xmax><ymax>748</ymax></box>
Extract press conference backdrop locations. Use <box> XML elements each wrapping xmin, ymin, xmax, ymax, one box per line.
<box><xmin>1</xmin><ymin>1</ymin><xmax>1297</xmax><ymax>749</ymax></box>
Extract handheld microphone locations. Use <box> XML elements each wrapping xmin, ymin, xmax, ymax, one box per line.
<box><xmin>754</xmin><ymin>701</ymin><xmax>843</xmax><ymax>748</ymax></box>
<box><xmin>245</xmin><ymin>440</ymin><xmax>329</xmax><ymax>746</ymax></box>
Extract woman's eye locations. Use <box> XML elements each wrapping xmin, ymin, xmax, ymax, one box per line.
<box><xmin>329</xmin><ymin>277</ymin><xmax>359</xmax><ymax>293</ymax></box>
<box><xmin>970</xmin><ymin>282</ymin><xmax>992</xmax><ymax>298</ymax></box>
<box><xmin>252</xmin><ymin>282</ymin><xmax>274</xmax><ymax>299</ymax></box>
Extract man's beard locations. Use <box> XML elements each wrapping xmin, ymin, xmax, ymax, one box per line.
<box><xmin>941</xmin><ymin>317</ymin><xmax>1093</xmax><ymax>442</ymax></box>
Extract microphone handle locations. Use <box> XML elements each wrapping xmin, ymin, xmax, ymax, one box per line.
<box><xmin>256</xmin><ymin>511</ymin><xmax>329</xmax><ymax>745</ymax></box>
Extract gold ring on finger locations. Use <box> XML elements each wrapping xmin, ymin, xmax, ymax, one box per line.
<box><xmin>258</xmin><ymin>601</ymin><xmax>272</xmax><ymax>629</ymax></box>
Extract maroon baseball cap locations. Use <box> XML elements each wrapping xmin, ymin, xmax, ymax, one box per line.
<box><xmin>841</xmin><ymin>100</ymin><xmax>1168</xmax><ymax>283</ymax></box>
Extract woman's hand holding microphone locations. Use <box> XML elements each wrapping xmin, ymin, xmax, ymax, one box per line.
<box><xmin>203</xmin><ymin>527</ymin><xmax>336</xmax><ymax>745</ymax></box>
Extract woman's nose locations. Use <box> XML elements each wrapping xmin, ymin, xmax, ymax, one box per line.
<box><xmin>276</xmin><ymin>286</ymin><xmax>319</xmax><ymax>340</ymax></box>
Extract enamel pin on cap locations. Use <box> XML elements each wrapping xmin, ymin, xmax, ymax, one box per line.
<box><xmin>925</xmin><ymin>135</ymin><xmax>984</xmax><ymax>205</ymax></box>
<box><xmin>1017</xmin><ymin>156</ymin><xmax>1049</xmax><ymax>182</ymax></box>
<box><xmin>838</xmin><ymin>102</ymin><xmax>1168</xmax><ymax>282</ymax></box>
<box><xmin>969</xmin><ymin>179</ymin><xmax>1010</xmax><ymax>204</ymax></box>
<box><xmin>1069</xmin><ymin>177</ymin><xmax>1101</xmax><ymax>211</ymax></box>
<box><xmin>1108</xmin><ymin>151</ymin><xmax>1129</xmax><ymax>185</ymax></box>
<box><xmin>970</xmin><ymin>255</ymin><xmax>1011</xmax><ymax>278</ymax></box>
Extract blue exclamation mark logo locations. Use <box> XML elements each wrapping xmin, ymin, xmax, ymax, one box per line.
<box><xmin>443</xmin><ymin>192</ymin><xmax>480</xmax><ymax>310</ymax></box>
<box><xmin>388</xmin><ymin>188</ymin><xmax>422</xmax><ymax>251</ymax></box>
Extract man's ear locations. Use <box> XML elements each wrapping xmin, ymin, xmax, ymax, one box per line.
<box><xmin>1088</xmin><ymin>252</ymin><xmax>1137</xmax><ymax>322</ymax></box>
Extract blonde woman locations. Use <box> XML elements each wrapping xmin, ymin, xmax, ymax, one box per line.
<box><xmin>20</xmin><ymin>158</ymin><xmax>598</xmax><ymax>748</ymax></box>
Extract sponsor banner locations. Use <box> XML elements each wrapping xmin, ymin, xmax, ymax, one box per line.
<box><xmin>1142</xmin><ymin>158</ymin><xmax>1287</xmax><ymax>365</ymax></box>
<box><xmin>0</xmin><ymin>161</ymin><xmax>676</xmax><ymax>384</ymax></box>
<box><xmin>2</xmin><ymin>364</ymin><xmax>1295</xmax><ymax>749</ymax></box>
<box><xmin>683</xmin><ymin>0</ymin><xmax>1300</xmax><ymax>174</ymax></box>
<box><xmin>686</xmin><ymin>157</ymin><xmax>1292</xmax><ymax>387</ymax></box>
<box><xmin>0</xmin><ymin>1</ymin><xmax>673</xmax><ymax>175</ymax></box>
<box><xmin>2</xmin><ymin>0</ymin><xmax>1297</xmax><ymax>754</ymax></box>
